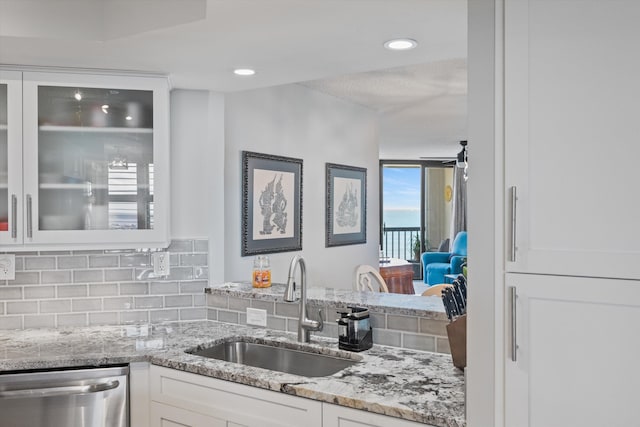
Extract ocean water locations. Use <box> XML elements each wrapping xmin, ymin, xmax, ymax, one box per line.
<box><xmin>382</xmin><ymin>209</ymin><xmax>420</xmax><ymax>228</ymax></box>
<box><xmin>381</xmin><ymin>209</ymin><xmax>420</xmax><ymax>260</ymax></box>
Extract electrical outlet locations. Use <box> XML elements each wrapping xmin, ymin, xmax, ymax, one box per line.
<box><xmin>246</xmin><ymin>308</ymin><xmax>267</xmax><ymax>327</ymax></box>
<box><xmin>152</xmin><ymin>251</ymin><xmax>170</xmax><ymax>277</ymax></box>
<box><xmin>0</xmin><ymin>254</ymin><xmax>15</xmax><ymax>280</ymax></box>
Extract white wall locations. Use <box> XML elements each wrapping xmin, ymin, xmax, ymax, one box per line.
<box><xmin>170</xmin><ymin>85</ymin><xmax>378</xmax><ymax>288</ymax></box>
<box><xmin>170</xmin><ymin>89</ymin><xmax>225</xmax><ymax>283</ymax></box>
<box><xmin>224</xmin><ymin>84</ymin><xmax>379</xmax><ymax>289</ymax></box>
<box><xmin>170</xmin><ymin>89</ymin><xmax>210</xmax><ymax>238</ymax></box>
<box><xmin>467</xmin><ymin>0</ymin><xmax>501</xmax><ymax>426</ymax></box>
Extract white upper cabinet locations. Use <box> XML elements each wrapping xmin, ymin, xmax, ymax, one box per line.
<box><xmin>1</xmin><ymin>70</ymin><xmax>170</xmax><ymax>250</ymax></box>
<box><xmin>504</xmin><ymin>0</ymin><xmax>640</xmax><ymax>279</ymax></box>
<box><xmin>0</xmin><ymin>71</ymin><xmax>23</xmax><ymax>246</ymax></box>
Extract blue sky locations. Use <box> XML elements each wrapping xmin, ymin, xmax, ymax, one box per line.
<box><xmin>382</xmin><ymin>167</ymin><xmax>421</xmax><ymax>210</ymax></box>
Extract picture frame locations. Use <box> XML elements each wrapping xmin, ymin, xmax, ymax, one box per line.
<box><xmin>326</xmin><ymin>163</ymin><xmax>367</xmax><ymax>247</ymax></box>
<box><xmin>242</xmin><ymin>151</ymin><xmax>303</xmax><ymax>256</ymax></box>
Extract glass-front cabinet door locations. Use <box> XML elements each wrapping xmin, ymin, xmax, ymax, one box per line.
<box><xmin>22</xmin><ymin>72</ymin><xmax>169</xmax><ymax>248</ymax></box>
<box><xmin>0</xmin><ymin>71</ymin><xmax>23</xmax><ymax>245</ymax></box>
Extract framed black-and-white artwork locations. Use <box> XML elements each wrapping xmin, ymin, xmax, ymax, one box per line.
<box><xmin>242</xmin><ymin>151</ymin><xmax>303</xmax><ymax>256</ymax></box>
<box><xmin>326</xmin><ymin>163</ymin><xmax>367</xmax><ymax>247</ymax></box>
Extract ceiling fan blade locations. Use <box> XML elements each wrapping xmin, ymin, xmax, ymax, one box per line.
<box><xmin>419</xmin><ymin>157</ymin><xmax>456</xmax><ymax>163</ymax></box>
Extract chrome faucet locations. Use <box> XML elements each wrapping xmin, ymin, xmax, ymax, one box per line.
<box><xmin>283</xmin><ymin>255</ymin><xmax>323</xmax><ymax>343</ymax></box>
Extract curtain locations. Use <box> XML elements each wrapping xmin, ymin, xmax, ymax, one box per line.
<box><xmin>450</xmin><ymin>165</ymin><xmax>467</xmax><ymax>244</ymax></box>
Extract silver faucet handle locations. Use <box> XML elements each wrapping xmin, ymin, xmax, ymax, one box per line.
<box><xmin>302</xmin><ymin>306</ymin><xmax>324</xmax><ymax>332</ymax></box>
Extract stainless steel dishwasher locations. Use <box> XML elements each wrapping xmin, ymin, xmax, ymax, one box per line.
<box><xmin>0</xmin><ymin>365</ymin><xmax>129</xmax><ymax>427</ymax></box>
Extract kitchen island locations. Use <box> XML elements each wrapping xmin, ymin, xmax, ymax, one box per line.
<box><xmin>0</xmin><ymin>320</ymin><xmax>465</xmax><ymax>427</ymax></box>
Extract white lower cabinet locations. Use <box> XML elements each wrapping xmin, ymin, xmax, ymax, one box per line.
<box><xmin>149</xmin><ymin>365</ymin><xmax>322</xmax><ymax>427</ymax></box>
<box><xmin>505</xmin><ymin>273</ymin><xmax>640</xmax><ymax>427</ymax></box>
<box><xmin>323</xmin><ymin>403</ymin><xmax>435</xmax><ymax>427</ymax></box>
<box><xmin>148</xmin><ymin>365</ymin><xmax>434</xmax><ymax>427</ymax></box>
<box><xmin>130</xmin><ymin>362</ymin><xmax>152</xmax><ymax>427</ymax></box>
<box><xmin>151</xmin><ymin>401</ymin><xmax>226</xmax><ymax>427</ymax></box>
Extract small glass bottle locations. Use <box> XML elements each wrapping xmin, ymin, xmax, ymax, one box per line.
<box><xmin>252</xmin><ymin>255</ymin><xmax>272</xmax><ymax>288</ymax></box>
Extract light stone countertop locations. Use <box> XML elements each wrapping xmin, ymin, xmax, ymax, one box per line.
<box><xmin>0</xmin><ymin>321</ymin><xmax>465</xmax><ymax>427</ymax></box>
<box><xmin>207</xmin><ymin>282</ymin><xmax>448</xmax><ymax>320</ymax></box>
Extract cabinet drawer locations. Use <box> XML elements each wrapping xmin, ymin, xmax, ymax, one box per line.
<box><xmin>323</xmin><ymin>403</ymin><xmax>435</xmax><ymax>427</ymax></box>
<box><xmin>150</xmin><ymin>365</ymin><xmax>322</xmax><ymax>427</ymax></box>
<box><xmin>151</xmin><ymin>401</ymin><xmax>226</xmax><ymax>427</ymax></box>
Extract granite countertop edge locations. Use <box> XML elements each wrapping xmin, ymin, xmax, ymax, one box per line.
<box><xmin>0</xmin><ymin>321</ymin><xmax>465</xmax><ymax>427</ymax></box>
<box><xmin>206</xmin><ymin>282</ymin><xmax>449</xmax><ymax>320</ymax></box>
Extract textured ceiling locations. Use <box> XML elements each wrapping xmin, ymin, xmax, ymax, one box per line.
<box><xmin>301</xmin><ymin>60</ymin><xmax>467</xmax><ymax>159</ymax></box>
<box><xmin>301</xmin><ymin>60</ymin><xmax>466</xmax><ymax>114</ymax></box>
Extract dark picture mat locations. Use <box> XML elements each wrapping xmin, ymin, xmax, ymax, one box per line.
<box><xmin>242</xmin><ymin>151</ymin><xmax>303</xmax><ymax>256</ymax></box>
<box><xmin>326</xmin><ymin>162</ymin><xmax>367</xmax><ymax>247</ymax></box>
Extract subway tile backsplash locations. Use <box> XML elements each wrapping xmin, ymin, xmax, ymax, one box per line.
<box><xmin>206</xmin><ymin>292</ymin><xmax>452</xmax><ymax>355</ymax></box>
<box><xmin>2</xmin><ymin>239</ymin><xmax>449</xmax><ymax>355</ymax></box>
<box><xmin>0</xmin><ymin>239</ymin><xmax>209</xmax><ymax>329</ymax></box>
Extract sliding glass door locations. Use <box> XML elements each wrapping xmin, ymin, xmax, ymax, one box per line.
<box><xmin>380</xmin><ymin>161</ymin><xmax>453</xmax><ymax>280</ymax></box>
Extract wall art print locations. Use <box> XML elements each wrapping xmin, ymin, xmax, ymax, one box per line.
<box><xmin>242</xmin><ymin>151</ymin><xmax>302</xmax><ymax>256</ymax></box>
<box><xmin>326</xmin><ymin>163</ymin><xmax>367</xmax><ymax>247</ymax></box>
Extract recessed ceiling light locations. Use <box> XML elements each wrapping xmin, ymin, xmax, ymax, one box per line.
<box><xmin>74</xmin><ymin>90</ymin><xmax>82</xmax><ymax>101</ymax></box>
<box><xmin>234</xmin><ymin>68</ymin><xmax>256</xmax><ymax>76</ymax></box>
<box><xmin>383</xmin><ymin>38</ymin><xmax>418</xmax><ymax>51</ymax></box>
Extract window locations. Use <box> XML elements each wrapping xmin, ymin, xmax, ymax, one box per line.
<box><xmin>107</xmin><ymin>163</ymin><xmax>154</xmax><ymax>229</ymax></box>
<box><xmin>380</xmin><ymin>161</ymin><xmax>453</xmax><ymax>279</ymax></box>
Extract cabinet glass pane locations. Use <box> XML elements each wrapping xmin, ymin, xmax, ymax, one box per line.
<box><xmin>37</xmin><ymin>86</ymin><xmax>154</xmax><ymax>231</ymax></box>
<box><xmin>0</xmin><ymin>84</ymin><xmax>7</xmax><ymax>234</ymax></box>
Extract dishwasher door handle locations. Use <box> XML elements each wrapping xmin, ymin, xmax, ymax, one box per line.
<box><xmin>0</xmin><ymin>380</ymin><xmax>119</xmax><ymax>399</ymax></box>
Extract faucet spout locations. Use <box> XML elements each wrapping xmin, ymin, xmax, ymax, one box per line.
<box><xmin>283</xmin><ymin>255</ymin><xmax>323</xmax><ymax>343</ymax></box>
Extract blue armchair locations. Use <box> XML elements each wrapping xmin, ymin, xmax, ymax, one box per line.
<box><xmin>421</xmin><ymin>231</ymin><xmax>467</xmax><ymax>285</ymax></box>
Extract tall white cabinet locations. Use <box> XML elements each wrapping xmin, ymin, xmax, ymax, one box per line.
<box><xmin>0</xmin><ymin>69</ymin><xmax>170</xmax><ymax>250</ymax></box>
<box><xmin>504</xmin><ymin>0</ymin><xmax>640</xmax><ymax>280</ymax></box>
<box><xmin>502</xmin><ymin>1</ymin><xmax>640</xmax><ymax>426</ymax></box>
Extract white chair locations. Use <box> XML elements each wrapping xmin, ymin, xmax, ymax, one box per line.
<box><xmin>421</xmin><ymin>283</ymin><xmax>452</xmax><ymax>297</ymax></box>
<box><xmin>354</xmin><ymin>265</ymin><xmax>389</xmax><ymax>293</ymax></box>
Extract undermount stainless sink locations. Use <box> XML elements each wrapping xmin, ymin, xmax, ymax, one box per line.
<box><xmin>186</xmin><ymin>338</ymin><xmax>360</xmax><ymax>377</ymax></box>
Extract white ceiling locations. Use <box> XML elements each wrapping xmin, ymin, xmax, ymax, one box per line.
<box><xmin>0</xmin><ymin>0</ymin><xmax>467</xmax><ymax>159</ymax></box>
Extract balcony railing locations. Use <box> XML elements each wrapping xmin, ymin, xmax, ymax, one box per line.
<box><xmin>381</xmin><ymin>225</ymin><xmax>422</xmax><ymax>280</ymax></box>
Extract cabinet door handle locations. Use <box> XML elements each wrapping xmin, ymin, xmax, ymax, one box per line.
<box><xmin>510</xmin><ymin>186</ymin><xmax>517</xmax><ymax>262</ymax></box>
<box><xmin>11</xmin><ymin>194</ymin><xmax>17</xmax><ymax>239</ymax></box>
<box><xmin>26</xmin><ymin>194</ymin><xmax>33</xmax><ymax>239</ymax></box>
<box><xmin>511</xmin><ymin>286</ymin><xmax>517</xmax><ymax>362</ymax></box>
